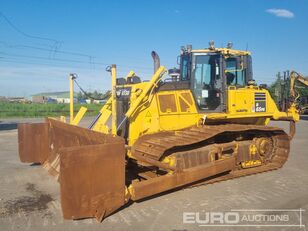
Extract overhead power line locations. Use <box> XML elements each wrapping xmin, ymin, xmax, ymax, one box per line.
<box><xmin>0</xmin><ymin>12</ymin><xmax>156</xmax><ymax>73</ymax></box>
<box><xmin>0</xmin><ymin>51</ymin><xmax>98</xmax><ymax>65</ymax></box>
<box><xmin>0</xmin><ymin>11</ymin><xmax>60</xmax><ymax>45</ymax></box>
<box><xmin>0</xmin><ymin>51</ymin><xmax>154</xmax><ymax>71</ymax></box>
<box><xmin>0</xmin><ymin>40</ymin><xmax>95</xmax><ymax>63</ymax></box>
<box><xmin>73</xmin><ymin>77</ymin><xmax>111</xmax><ymax>100</ymax></box>
<box><xmin>0</xmin><ymin>57</ymin><xmax>154</xmax><ymax>77</ymax></box>
<box><xmin>0</xmin><ymin>40</ymin><xmax>153</xmax><ymax>64</ymax></box>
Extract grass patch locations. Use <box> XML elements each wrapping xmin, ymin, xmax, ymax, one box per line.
<box><xmin>0</xmin><ymin>102</ymin><xmax>103</xmax><ymax>118</ymax></box>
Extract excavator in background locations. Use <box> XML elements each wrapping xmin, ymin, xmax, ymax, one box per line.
<box><xmin>274</xmin><ymin>71</ymin><xmax>308</xmax><ymax>114</ymax></box>
<box><xmin>300</xmin><ymin>98</ymin><xmax>308</xmax><ymax>114</ymax></box>
<box><xmin>18</xmin><ymin>42</ymin><xmax>300</xmax><ymax>222</ymax></box>
<box><xmin>290</xmin><ymin>72</ymin><xmax>308</xmax><ymax>114</ymax></box>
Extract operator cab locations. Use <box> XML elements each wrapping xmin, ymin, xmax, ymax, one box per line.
<box><xmin>177</xmin><ymin>42</ymin><xmax>253</xmax><ymax>112</ymax></box>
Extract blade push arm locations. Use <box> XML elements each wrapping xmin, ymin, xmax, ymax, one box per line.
<box><xmin>117</xmin><ymin>66</ymin><xmax>167</xmax><ymax>131</ymax></box>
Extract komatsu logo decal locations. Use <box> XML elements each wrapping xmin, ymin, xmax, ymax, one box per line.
<box><xmin>254</xmin><ymin>92</ymin><xmax>266</xmax><ymax>112</ymax></box>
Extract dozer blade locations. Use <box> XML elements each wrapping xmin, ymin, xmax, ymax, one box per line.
<box><xmin>60</xmin><ymin>143</ymin><xmax>125</xmax><ymax>221</ymax></box>
<box><xmin>18</xmin><ymin>123</ymin><xmax>49</xmax><ymax>164</ymax></box>
<box><xmin>18</xmin><ymin>118</ymin><xmax>126</xmax><ymax>221</ymax></box>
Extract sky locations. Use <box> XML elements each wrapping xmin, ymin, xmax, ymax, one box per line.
<box><xmin>0</xmin><ymin>0</ymin><xmax>308</xmax><ymax>96</ymax></box>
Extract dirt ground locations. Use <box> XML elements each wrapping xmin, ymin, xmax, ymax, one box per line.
<box><xmin>0</xmin><ymin>117</ymin><xmax>307</xmax><ymax>231</ymax></box>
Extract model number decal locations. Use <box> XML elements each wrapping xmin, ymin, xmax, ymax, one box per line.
<box><xmin>116</xmin><ymin>87</ymin><xmax>131</xmax><ymax>100</ymax></box>
<box><xmin>255</xmin><ymin>101</ymin><xmax>266</xmax><ymax>112</ymax></box>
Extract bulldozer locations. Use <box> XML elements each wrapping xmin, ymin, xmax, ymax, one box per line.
<box><xmin>18</xmin><ymin>42</ymin><xmax>300</xmax><ymax>222</ymax></box>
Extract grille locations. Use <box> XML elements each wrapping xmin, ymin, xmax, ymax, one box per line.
<box><xmin>255</xmin><ymin>92</ymin><xmax>266</xmax><ymax>101</ymax></box>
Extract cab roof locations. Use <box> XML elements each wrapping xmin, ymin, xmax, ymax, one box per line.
<box><xmin>191</xmin><ymin>48</ymin><xmax>251</xmax><ymax>56</ymax></box>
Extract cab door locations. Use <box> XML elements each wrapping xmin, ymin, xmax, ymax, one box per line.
<box><xmin>191</xmin><ymin>54</ymin><xmax>223</xmax><ymax>112</ymax></box>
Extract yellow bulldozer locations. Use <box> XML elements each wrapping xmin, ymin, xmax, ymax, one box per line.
<box><xmin>18</xmin><ymin>42</ymin><xmax>300</xmax><ymax>221</ymax></box>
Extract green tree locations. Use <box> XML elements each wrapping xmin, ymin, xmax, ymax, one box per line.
<box><xmin>77</xmin><ymin>92</ymin><xmax>83</xmax><ymax>101</ymax></box>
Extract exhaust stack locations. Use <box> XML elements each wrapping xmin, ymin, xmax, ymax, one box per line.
<box><xmin>151</xmin><ymin>51</ymin><xmax>160</xmax><ymax>74</ymax></box>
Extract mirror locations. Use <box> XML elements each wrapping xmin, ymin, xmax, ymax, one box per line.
<box><xmin>177</xmin><ymin>56</ymin><xmax>181</xmax><ymax>65</ymax></box>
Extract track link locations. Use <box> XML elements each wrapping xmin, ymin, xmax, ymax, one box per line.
<box><xmin>132</xmin><ymin>124</ymin><xmax>290</xmax><ymax>186</ymax></box>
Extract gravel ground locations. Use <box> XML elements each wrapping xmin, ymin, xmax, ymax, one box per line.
<box><xmin>0</xmin><ymin>117</ymin><xmax>307</xmax><ymax>231</ymax></box>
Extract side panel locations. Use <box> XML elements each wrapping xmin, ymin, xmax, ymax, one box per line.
<box><xmin>128</xmin><ymin>89</ymin><xmax>200</xmax><ymax>146</ymax></box>
<box><xmin>157</xmin><ymin>90</ymin><xmax>199</xmax><ymax>130</ymax></box>
<box><xmin>205</xmin><ymin>87</ymin><xmax>291</xmax><ymax>124</ymax></box>
<box><xmin>228</xmin><ymin>88</ymin><xmax>255</xmax><ymax>114</ymax></box>
<box><xmin>227</xmin><ymin>87</ymin><xmax>282</xmax><ymax>119</ymax></box>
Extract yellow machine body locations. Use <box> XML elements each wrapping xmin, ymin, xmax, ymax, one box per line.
<box><xmin>93</xmin><ymin>83</ymin><xmax>296</xmax><ymax>145</ymax></box>
<box><xmin>18</xmin><ymin>45</ymin><xmax>300</xmax><ymax>222</ymax></box>
<box><xmin>91</xmin><ymin>48</ymin><xmax>299</xmax><ymax>147</ymax></box>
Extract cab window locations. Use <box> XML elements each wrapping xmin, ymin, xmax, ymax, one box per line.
<box><xmin>180</xmin><ymin>55</ymin><xmax>190</xmax><ymax>81</ymax></box>
<box><xmin>225</xmin><ymin>58</ymin><xmax>246</xmax><ymax>86</ymax></box>
<box><xmin>194</xmin><ymin>55</ymin><xmax>211</xmax><ymax>88</ymax></box>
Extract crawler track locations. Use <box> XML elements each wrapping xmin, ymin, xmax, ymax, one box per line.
<box><xmin>132</xmin><ymin>124</ymin><xmax>290</xmax><ymax>185</ymax></box>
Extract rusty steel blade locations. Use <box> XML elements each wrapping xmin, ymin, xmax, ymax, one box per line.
<box><xmin>60</xmin><ymin>143</ymin><xmax>126</xmax><ymax>221</ymax></box>
<box><xmin>18</xmin><ymin>118</ymin><xmax>127</xmax><ymax>221</ymax></box>
<box><xmin>18</xmin><ymin>123</ymin><xmax>49</xmax><ymax>164</ymax></box>
<box><xmin>45</xmin><ymin>118</ymin><xmax>123</xmax><ymax>178</ymax></box>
